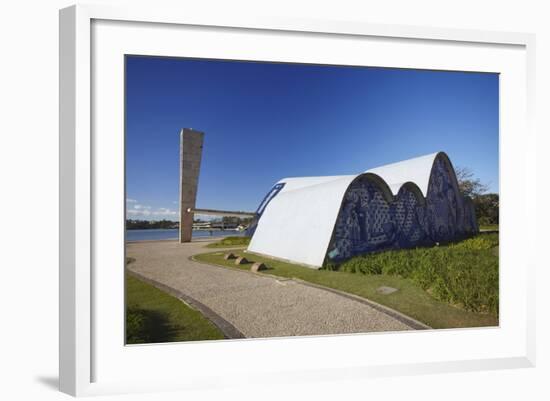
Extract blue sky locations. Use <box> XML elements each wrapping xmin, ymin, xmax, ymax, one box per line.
<box><xmin>126</xmin><ymin>56</ymin><xmax>499</xmax><ymax>220</ymax></box>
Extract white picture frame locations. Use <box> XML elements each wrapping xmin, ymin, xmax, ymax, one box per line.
<box><xmin>59</xmin><ymin>4</ymin><xmax>536</xmax><ymax>397</ymax></box>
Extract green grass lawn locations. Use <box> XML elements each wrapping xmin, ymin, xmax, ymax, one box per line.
<box><xmin>125</xmin><ymin>273</ymin><xmax>224</xmax><ymax>344</ymax></box>
<box><xmin>480</xmin><ymin>224</ymin><xmax>499</xmax><ymax>231</ymax></box>
<box><xmin>194</xmin><ymin>235</ymin><xmax>499</xmax><ymax>330</ymax></box>
<box><xmin>206</xmin><ymin>236</ymin><xmax>251</xmax><ymax>248</ymax></box>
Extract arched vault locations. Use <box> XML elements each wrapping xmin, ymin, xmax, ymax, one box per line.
<box><xmin>247</xmin><ymin>152</ymin><xmax>478</xmax><ymax>268</ymax></box>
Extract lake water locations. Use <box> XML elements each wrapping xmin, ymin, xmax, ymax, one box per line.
<box><xmin>126</xmin><ymin>228</ymin><xmax>244</xmax><ymax>242</ymax></box>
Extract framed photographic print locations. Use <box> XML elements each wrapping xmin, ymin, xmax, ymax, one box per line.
<box><xmin>59</xmin><ymin>4</ymin><xmax>536</xmax><ymax>397</ymax></box>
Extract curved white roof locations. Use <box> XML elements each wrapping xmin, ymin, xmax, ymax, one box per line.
<box><xmin>247</xmin><ymin>152</ymin><xmax>447</xmax><ymax>268</ymax></box>
<box><xmin>248</xmin><ymin>175</ymin><xmax>355</xmax><ymax>267</ymax></box>
<box><xmin>366</xmin><ymin>152</ymin><xmax>439</xmax><ymax>197</ymax></box>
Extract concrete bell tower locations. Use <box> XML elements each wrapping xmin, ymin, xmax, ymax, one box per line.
<box><xmin>179</xmin><ymin>128</ymin><xmax>204</xmax><ymax>243</ymax></box>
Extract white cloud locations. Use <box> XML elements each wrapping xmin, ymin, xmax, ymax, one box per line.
<box><xmin>126</xmin><ymin>198</ymin><xmax>138</xmax><ymax>203</ymax></box>
<box><xmin>156</xmin><ymin>208</ymin><xmax>178</xmax><ymax>216</ymax></box>
<box><xmin>126</xmin><ymin>204</ymin><xmax>179</xmax><ymax>220</ymax></box>
<box><xmin>127</xmin><ymin>209</ymin><xmax>151</xmax><ymax>216</ymax></box>
<box><xmin>133</xmin><ymin>204</ymin><xmax>151</xmax><ymax>210</ymax></box>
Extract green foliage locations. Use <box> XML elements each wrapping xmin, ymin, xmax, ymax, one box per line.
<box><xmin>455</xmin><ymin>166</ymin><xmax>498</xmax><ymax>225</ymax></box>
<box><xmin>473</xmin><ymin>193</ymin><xmax>499</xmax><ymax>226</ymax></box>
<box><xmin>322</xmin><ymin>258</ymin><xmax>339</xmax><ymax>271</ymax></box>
<box><xmin>479</xmin><ymin>224</ymin><xmax>499</xmax><ymax>231</ymax></box>
<box><xmin>338</xmin><ymin>234</ymin><xmax>499</xmax><ymax>314</ymax></box>
<box><xmin>126</xmin><ymin>305</ymin><xmax>153</xmax><ymax>344</ymax></box>
<box><xmin>126</xmin><ymin>219</ymin><xmax>178</xmax><ymax>230</ymax></box>
<box><xmin>206</xmin><ymin>236</ymin><xmax>251</xmax><ymax>248</ymax></box>
<box><xmin>450</xmin><ymin>234</ymin><xmax>498</xmax><ymax>250</ymax></box>
<box><xmin>221</xmin><ymin>216</ymin><xmax>253</xmax><ymax>225</ymax></box>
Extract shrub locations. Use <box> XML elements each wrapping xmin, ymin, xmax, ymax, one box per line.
<box><xmin>337</xmin><ymin>234</ymin><xmax>499</xmax><ymax>315</ymax></box>
<box><xmin>339</xmin><ymin>255</ymin><xmax>382</xmax><ymax>274</ymax></box>
<box><xmin>451</xmin><ymin>234</ymin><xmax>498</xmax><ymax>251</ymax></box>
<box><xmin>410</xmin><ymin>250</ymin><xmax>443</xmax><ymax>290</ymax></box>
<box><xmin>478</xmin><ymin>216</ymin><xmax>493</xmax><ymax>226</ymax></box>
<box><xmin>322</xmin><ymin>258</ymin><xmax>339</xmax><ymax>271</ymax></box>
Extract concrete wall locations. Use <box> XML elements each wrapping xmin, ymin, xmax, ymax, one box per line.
<box><xmin>179</xmin><ymin>128</ymin><xmax>204</xmax><ymax>242</ymax></box>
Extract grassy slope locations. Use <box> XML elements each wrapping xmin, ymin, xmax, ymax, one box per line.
<box><xmin>206</xmin><ymin>236</ymin><xmax>251</xmax><ymax>248</ymax></box>
<box><xmin>126</xmin><ymin>273</ymin><xmax>224</xmax><ymax>344</ymax></box>
<box><xmin>195</xmin><ymin>250</ymin><xmax>498</xmax><ymax>329</ymax></box>
<box><xmin>338</xmin><ymin>234</ymin><xmax>499</xmax><ymax>315</ymax></box>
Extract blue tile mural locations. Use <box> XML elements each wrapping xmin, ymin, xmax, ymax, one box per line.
<box><xmin>327</xmin><ymin>156</ymin><xmax>478</xmax><ymax>262</ymax></box>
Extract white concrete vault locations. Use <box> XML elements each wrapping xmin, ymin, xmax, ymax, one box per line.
<box><xmin>247</xmin><ymin>152</ymin><xmax>478</xmax><ymax>268</ymax></box>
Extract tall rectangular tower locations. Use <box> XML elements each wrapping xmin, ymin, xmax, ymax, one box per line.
<box><xmin>179</xmin><ymin>128</ymin><xmax>204</xmax><ymax>243</ymax></box>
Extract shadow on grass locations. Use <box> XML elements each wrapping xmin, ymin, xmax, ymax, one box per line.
<box><xmin>127</xmin><ymin>307</ymin><xmax>183</xmax><ymax>344</ymax></box>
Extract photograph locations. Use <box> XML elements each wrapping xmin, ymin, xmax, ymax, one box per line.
<box><xmin>124</xmin><ymin>55</ymin><xmax>499</xmax><ymax>344</ymax></box>
<box><xmin>2</xmin><ymin>0</ymin><xmax>545</xmax><ymax>398</ymax></box>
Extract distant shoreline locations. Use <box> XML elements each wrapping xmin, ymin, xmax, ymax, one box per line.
<box><xmin>126</xmin><ymin>227</ymin><xmax>177</xmax><ymax>230</ymax></box>
<box><xmin>126</xmin><ymin>227</ymin><xmax>241</xmax><ymax>231</ymax></box>
<box><xmin>126</xmin><ymin>228</ymin><xmax>245</xmax><ymax>242</ymax></box>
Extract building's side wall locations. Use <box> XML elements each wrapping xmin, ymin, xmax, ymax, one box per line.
<box><xmin>247</xmin><ymin>175</ymin><xmax>358</xmax><ymax>268</ymax></box>
<box><xmin>327</xmin><ymin>155</ymin><xmax>478</xmax><ymax>263</ymax></box>
<box><xmin>423</xmin><ymin>156</ymin><xmax>464</xmax><ymax>242</ymax></box>
<box><xmin>245</xmin><ymin>183</ymin><xmax>285</xmax><ymax>237</ymax></box>
<box><xmin>463</xmin><ymin>196</ymin><xmax>479</xmax><ymax>234</ymax></box>
<box><xmin>393</xmin><ymin>186</ymin><xmax>428</xmax><ymax>247</ymax></box>
<box><xmin>328</xmin><ymin>177</ymin><xmax>428</xmax><ymax>261</ymax></box>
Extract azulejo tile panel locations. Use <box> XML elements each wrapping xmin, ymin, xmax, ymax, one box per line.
<box><xmin>328</xmin><ymin>157</ymin><xmax>478</xmax><ymax>262</ymax></box>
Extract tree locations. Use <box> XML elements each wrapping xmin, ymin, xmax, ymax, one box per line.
<box><xmin>455</xmin><ymin>166</ymin><xmax>498</xmax><ymax>226</ymax></box>
<box><xmin>473</xmin><ymin>193</ymin><xmax>499</xmax><ymax>226</ymax></box>
<box><xmin>454</xmin><ymin>166</ymin><xmax>489</xmax><ymax>198</ymax></box>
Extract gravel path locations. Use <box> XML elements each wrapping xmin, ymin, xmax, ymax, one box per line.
<box><xmin>126</xmin><ymin>239</ymin><xmax>416</xmax><ymax>338</ymax></box>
